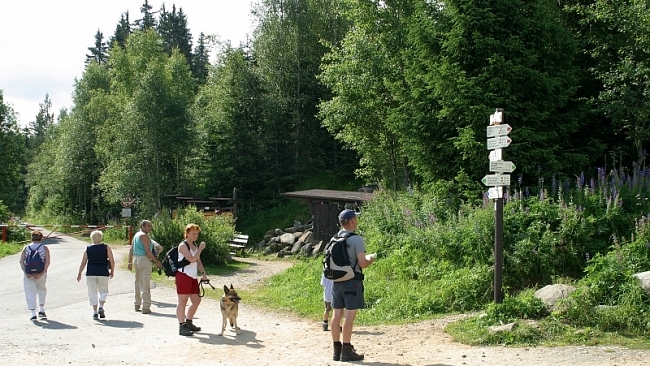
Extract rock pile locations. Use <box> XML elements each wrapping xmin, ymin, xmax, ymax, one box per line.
<box><xmin>255</xmin><ymin>220</ymin><xmax>324</xmax><ymax>257</ymax></box>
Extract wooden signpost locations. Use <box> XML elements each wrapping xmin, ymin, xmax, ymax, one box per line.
<box><xmin>483</xmin><ymin>108</ymin><xmax>514</xmax><ymax>304</ymax></box>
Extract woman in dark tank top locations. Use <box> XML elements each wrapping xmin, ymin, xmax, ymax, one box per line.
<box><xmin>77</xmin><ymin>230</ymin><xmax>115</xmax><ymax>320</ymax></box>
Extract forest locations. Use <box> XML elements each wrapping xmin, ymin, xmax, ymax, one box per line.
<box><xmin>0</xmin><ymin>0</ymin><xmax>649</xmax><ymax>225</ymax></box>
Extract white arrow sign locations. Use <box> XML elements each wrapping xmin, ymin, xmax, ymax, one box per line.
<box><xmin>487</xmin><ymin>124</ymin><xmax>512</xmax><ymax>138</ymax></box>
<box><xmin>487</xmin><ymin>136</ymin><xmax>512</xmax><ymax>150</ymax></box>
<box><xmin>489</xmin><ymin>160</ymin><xmax>516</xmax><ymax>173</ymax></box>
<box><xmin>482</xmin><ymin>174</ymin><xmax>511</xmax><ymax>186</ymax></box>
<box><xmin>489</xmin><ymin>149</ymin><xmax>502</xmax><ymax>161</ymax></box>
<box><xmin>487</xmin><ymin>186</ymin><xmax>503</xmax><ymax>199</ymax></box>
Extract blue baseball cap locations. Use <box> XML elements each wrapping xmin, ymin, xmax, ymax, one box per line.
<box><xmin>338</xmin><ymin>209</ymin><xmax>360</xmax><ymax>222</ymax></box>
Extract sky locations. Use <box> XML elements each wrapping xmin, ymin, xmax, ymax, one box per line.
<box><xmin>0</xmin><ymin>0</ymin><xmax>256</xmax><ymax>127</ymax></box>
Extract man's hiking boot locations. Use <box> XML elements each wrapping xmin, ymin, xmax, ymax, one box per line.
<box><xmin>179</xmin><ymin>323</ymin><xmax>194</xmax><ymax>336</ymax></box>
<box><xmin>38</xmin><ymin>311</ymin><xmax>47</xmax><ymax>320</ymax></box>
<box><xmin>141</xmin><ymin>309</ymin><xmax>151</xmax><ymax>314</ymax></box>
<box><xmin>322</xmin><ymin>321</ymin><xmax>329</xmax><ymax>331</ymax></box>
<box><xmin>332</xmin><ymin>343</ymin><xmax>342</xmax><ymax>361</ymax></box>
<box><xmin>340</xmin><ymin>344</ymin><xmax>364</xmax><ymax>362</ymax></box>
<box><xmin>98</xmin><ymin>308</ymin><xmax>105</xmax><ymax>319</ymax></box>
<box><xmin>185</xmin><ymin>319</ymin><xmax>201</xmax><ymax>332</ymax></box>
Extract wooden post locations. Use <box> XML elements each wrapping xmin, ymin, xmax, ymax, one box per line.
<box><xmin>232</xmin><ymin>188</ymin><xmax>238</xmax><ymax>219</ymax></box>
<box><xmin>128</xmin><ymin>226</ymin><xmax>133</xmax><ymax>246</ymax></box>
<box><xmin>2</xmin><ymin>226</ymin><xmax>6</xmax><ymax>242</ymax></box>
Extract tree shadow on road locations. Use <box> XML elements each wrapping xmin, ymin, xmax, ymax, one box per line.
<box><xmin>96</xmin><ymin>319</ymin><xmax>144</xmax><ymax>329</ymax></box>
<box><xmin>32</xmin><ymin>319</ymin><xmax>77</xmax><ymax>330</ymax></box>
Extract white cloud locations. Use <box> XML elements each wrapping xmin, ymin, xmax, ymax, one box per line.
<box><xmin>0</xmin><ymin>0</ymin><xmax>255</xmax><ymax>127</ymax></box>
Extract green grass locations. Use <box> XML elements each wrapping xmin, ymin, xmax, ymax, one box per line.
<box><xmin>446</xmin><ymin>314</ymin><xmax>650</xmax><ymax>349</ymax></box>
<box><xmin>0</xmin><ymin>242</ymin><xmax>24</xmax><ymax>259</ymax></box>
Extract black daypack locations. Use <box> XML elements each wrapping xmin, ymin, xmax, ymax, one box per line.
<box><xmin>24</xmin><ymin>243</ymin><xmax>45</xmax><ymax>274</ymax></box>
<box><xmin>322</xmin><ymin>232</ymin><xmax>360</xmax><ymax>282</ymax></box>
<box><xmin>162</xmin><ymin>241</ymin><xmax>191</xmax><ymax>277</ymax></box>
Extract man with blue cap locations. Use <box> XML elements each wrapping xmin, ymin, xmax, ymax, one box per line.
<box><xmin>330</xmin><ymin>208</ymin><xmax>376</xmax><ymax>362</ymax></box>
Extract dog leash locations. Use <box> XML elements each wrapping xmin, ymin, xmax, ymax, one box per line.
<box><xmin>199</xmin><ymin>279</ymin><xmax>217</xmax><ymax>298</ymax></box>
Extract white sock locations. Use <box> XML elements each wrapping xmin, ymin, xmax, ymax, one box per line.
<box><xmin>39</xmin><ymin>306</ymin><xmax>44</xmax><ymax>312</ymax></box>
<box><xmin>30</xmin><ymin>310</ymin><xmax>37</xmax><ymax>317</ymax></box>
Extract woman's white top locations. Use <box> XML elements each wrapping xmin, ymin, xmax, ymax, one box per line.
<box><xmin>178</xmin><ymin>243</ymin><xmax>198</xmax><ymax>279</ymax></box>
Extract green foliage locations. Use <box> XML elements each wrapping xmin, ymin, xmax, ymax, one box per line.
<box><xmin>0</xmin><ymin>91</ymin><xmax>27</xmax><ymax>213</ymax></box>
<box><xmin>150</xmin><ymin>206</ymin><xmax>234</xmax><ymax>265</ymax></box>
<box><xmin>484</xmin><ymin>290</ymin><xmax>548</xmax><ymax>324</ymax></box>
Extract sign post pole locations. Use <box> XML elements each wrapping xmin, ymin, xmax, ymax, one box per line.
<box><xmin>485</xmin><ymin>108</ymin><xmax>511</xmax><ymax>304</ymax></box>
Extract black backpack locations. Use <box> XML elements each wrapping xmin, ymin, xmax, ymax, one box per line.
<box><xmin>322</xmin><ymin>232</ymin><xmax>360</xmax><ymax>282</ymax></box>
<box><xmin>24</xmin><ymin>243</ymin><xmax>45</xmax><ymax>275</ymax></box>
<box><xmin>161</xmin><ymin>241</ymin><xmax>191</xmax><ymax>277</ymax></box>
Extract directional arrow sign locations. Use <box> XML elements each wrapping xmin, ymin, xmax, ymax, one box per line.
<box><xmin>482</xmin><ymin>174</ymin><xmax>511</xmax><ymax>186</ymax></box>
<box><xmin>487</xmin><ymin>124</ymin><xmax>512</xmax><ymax>138</ymax></box>
<box><xmin>487</xmin><ymin>186</ymin><xmax>503</xmax><ymax>199</ymax></box>
<box><xmin>487</xmin><ymin>136</ymin><xmax>512</xmax><ymax>150</ymax></box>
<box><xmin>489</xmin><ymin>149</ymin><xmax>502</xmax><ymax>161</ymax></box>
<box><xmin>489</xmin><ymin>160</ymin><xmax>516</xmax><ymax>173</ymax></box>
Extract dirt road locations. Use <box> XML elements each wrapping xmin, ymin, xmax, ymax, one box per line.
<box><xmin>1</xmin><ymin>232</ymin><xmax>649</xmax><ymax>365</ymax></box>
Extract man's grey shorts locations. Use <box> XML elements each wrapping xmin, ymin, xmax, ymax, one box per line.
<box><xmin>332</xmin><ymin>279</ymin><xmax>364</xmax><ymax>310</ymax></box>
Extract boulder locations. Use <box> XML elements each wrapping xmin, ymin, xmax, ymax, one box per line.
<box><xmin>291</xmin><ymin>240</ymin><xmax>305</xmax><ymax>254</ymax></box>
<box><xmin>534</xmin><ymin>284</ymin><xmax>576</xmax><ymax>311</ymax></box>
<box><xmin>489</xmin><ymin>322</ymin><xmax>518</xmax><ymax>333</ymax></box>
<box><xmin>633</xmin><ymin>271</ymin><xmax>650</xmax><ymax>296</ymax></box>
<box><xmin>299</xmin><ymin>231</ymin><xmax>316</xmax><ymax>245</ymax></box>
<box><xmin>280</xmin><ymin>233</ymin><xmax>296</xmax><ymax>246</ymax></box>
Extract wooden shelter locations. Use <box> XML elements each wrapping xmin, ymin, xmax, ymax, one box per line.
<box><xmin>165</xmin><ymin>188</ymin><xmax>242</xmax><ymax>218</ymax></box>
<box><xmin>281</xmin><ymin>189</ymin><xmax>373</xmax><ymax>242</ymax></box>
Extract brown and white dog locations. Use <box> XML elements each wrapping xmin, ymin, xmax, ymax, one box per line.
<box><xmin>219</xmin><ymin>284</ymin><xmax>241</xmax><ymax>335</ymax></box>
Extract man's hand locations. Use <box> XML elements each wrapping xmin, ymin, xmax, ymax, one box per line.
<box><xmin>127</xmin><ymin>263</ymin><xmax>133</xmax><ymax>271</ymax></box>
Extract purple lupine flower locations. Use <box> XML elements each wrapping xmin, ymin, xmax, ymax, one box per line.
<box><xmin>590</xmin><ymin>178</ymin><xmax>596</xmax><ymax>194</ymax></box>
<box><xmin>518</xmin><ymin>176</ymin><xmax>523</xmax><ymax>185</ymax></box>
<box><xmin>612</xmin><ymin>186</ymin><xmax>618</xmax><ymax>202</ymax></box>
<box><xmin>483</xmin><ymin>192</ymin><xmax>489</xmax><ymax>207</ymax></box>
<box><xmin>580</xmin><ymin>172</ymin><xmax>585</xmax><ymax>188</ymax></box>
<box><xmin>585</xmin><ymin>252</ymin><xmax>590</xmax><ymax>261</ymax></box>
<box><xmin>525</xmin><ymin>187</ymin><xmax>530</xmax><ymax>197</ymax></box>
<box><xmin>539</xmin><ymin>189</ymin><xmax>544</xmax><ymax>201</ymax></box>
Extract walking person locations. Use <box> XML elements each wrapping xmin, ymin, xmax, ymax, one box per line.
<box><xmin>76</xmin><ymin>230</ymin><xmax>115</xmax><ymax>319</ymax></box>
<box><xmin>175</xmin><ymin>223</ymin><xmax>208</xmax><ymax>336</ymax></box>
<box><xmin>19</xmin><ymin>230</ymin><xmax>50</xmax><ymax>321</ymax></box>
<box><xmin>321</xmin><ymin>273</ymin><xmax>333</xmax><ymax>331</ymax></box>
<box><xmin>331</xmin><ymin>209</ymin><xmax>376</xmax><ymax>362</ymax></box>
<box><xmin>127</xmin><ymin>220</ymin><xmax>163</xmax><ymax>314</ymax></box>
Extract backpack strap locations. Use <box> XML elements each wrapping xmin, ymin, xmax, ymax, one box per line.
<box><xmin>178</xmin><ymin>240</ymin><xmax>191</xmax><ymax>272</ymax></box>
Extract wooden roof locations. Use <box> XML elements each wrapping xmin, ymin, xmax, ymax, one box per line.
<box><xmin>281</xmin><ymin>189</ymin><xmax>372</xmax><ymax>203</ymax></box>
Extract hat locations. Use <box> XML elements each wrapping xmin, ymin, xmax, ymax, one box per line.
<box><xmin>338</xmin><ymin>209</ymin><xmax>360</xmax><ymax>222</ymax></box>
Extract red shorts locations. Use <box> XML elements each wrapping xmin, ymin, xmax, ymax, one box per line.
<box><xmin>175</xmin><ymin>271</ymin><xmax>199</xmax><ymax>295</ymax></box>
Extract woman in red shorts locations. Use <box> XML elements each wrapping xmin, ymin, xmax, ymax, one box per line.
<box><xmin>175</xmin><ymin>223</ymin><xmax>208</xmax><ymax>336</ymax></box>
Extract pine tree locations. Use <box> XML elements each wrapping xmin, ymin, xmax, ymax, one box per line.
<box><xmin>26</xmin><ymin>94</ymin><xmax>55</xmax><ymax>153</ymax></box>
<box><xmin>191</xmin><ymin>32</ymin><xmax>210</xmax><ymax>85</ymax></box>
<box><xmin>157</xmin><ymin>4</ymin><xmax>193</xmax><ymax>62</ymax></box>
<box><xmin>85</xmin><ymin>30</ymin><xmax>108</xmax><ymax>65</ymax></box>
<box><xmin>135</xmin><ymin>0</ymin><xmax>157</xmax><ymax>30</ymax></box>
<box><xmin>110</xmin><ymin>12</ymin><xmax>131</xmax><ymax>49</ymax></box>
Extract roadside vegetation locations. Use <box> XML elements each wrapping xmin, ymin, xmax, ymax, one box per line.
<box><xmin>243</xmin><ymin>163</ymin><xmax>650</xmax><ymax>349</ymax></box>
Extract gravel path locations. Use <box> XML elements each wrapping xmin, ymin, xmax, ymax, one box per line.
<box><xmin>1</xmin><ymin>233</ymin><xmax>649</xmax><ymax>365</ymax></box>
